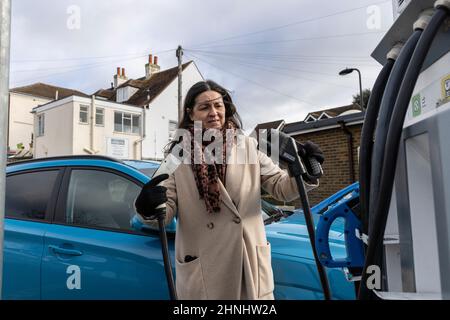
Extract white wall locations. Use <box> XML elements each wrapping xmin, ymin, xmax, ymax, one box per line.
<box><xmin>34</xmin><ymin>96</ymin><xmax>144</xmax><ymax>159</ymax></box>
<box><xmin>72</xmin><ymin>98</ymin><xmax>144</xmax><ymax>159</ymax></box>
<box><xmin>8</xmin><ymin>92</ymin><xmax>51</xmax><ymax>152</ymax></box>
<box><xmin>34</xmin><ymin>99</ymin><xmax>74</xmax><ymax>158</ymax></box>
<box><xmin>142</xmin><ymin>62</ymin><xmax>204</xmax><ymax>160</ymax></box>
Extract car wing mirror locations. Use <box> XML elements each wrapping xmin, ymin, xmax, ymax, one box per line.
<box><xmin>130</xmin><ymin>214</ymin><xmax>177</xmax><ymax>234</ymax></box>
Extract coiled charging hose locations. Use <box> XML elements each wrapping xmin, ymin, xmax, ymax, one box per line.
<box><xmin>359</xmin><ymin>5</ymin><xmax>449</xmax><ymax>300</ymax></box>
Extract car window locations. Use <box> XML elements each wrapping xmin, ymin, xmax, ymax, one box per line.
<box><xmin>5</xmin><ymin>170</ymin><xmax>59</xmax><ymax>220</ymax></box>
<box><xmin>65</xmin><ymin>169</ymin><xmax>141</xmax><ymax>231</ymax></box>
<box><xmin>137</xmin><ymin>167</ymin><xmax>157</xmax><ymax>177</ymax></box>
<box><xmin>262</xmin><ymin>200</ymin><xmax>289</xmax><ymax>225</ymax></box>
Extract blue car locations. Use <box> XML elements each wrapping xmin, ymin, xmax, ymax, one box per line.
<box><xmin>2</xmin><ymin>155</ymin><xmax>356</xmax><ymax>299</ymax></box>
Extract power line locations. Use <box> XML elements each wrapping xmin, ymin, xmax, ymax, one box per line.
<box><xmin>11</xmin><ymin>48</ymin><xmax>176</xmax><ymax>86</ymax></box>
<box><xmin>185</xmin><ymin>52</ymin><xmax>317</xmax><ymax>107</ymax></box>
<box><xmin>11</xmin><ymin>53</ymin><xmax>148</xmax><ymax>73</ymax></box>
<box><xmin>189</xmin><ymin>0</ymin><xmax>390</xmax><ymax>48</ymax></box>
<box><xmin>11</xmin><ymin>53</ymin><xmax>148</xmax><ymax>87</ymax></box>
<box><xmin>11</xmin><ymin>48</ymin><xmax>175</xmax><ymax>64</ymax></box>
<box><xmin>185</xmin><ymin>48</ymin><xmax>379</xmax><ymax>65</ymax></box>
<box><xmin>187</xmin><ymin>50</ymin><xmax>356</xmax><ymax>89</ymax></box>
<box><xmin>190</xmin><ymin>30</ymin><xmax>387</xmax><ymax>50</ymax></box>
<box><xmin>185</xmin><ymin>48</ymin><xmax>380</xmax><ymax>67</ymax></box>
<box><xmin>185</xmin><ymin>48</ymin><xmax>375</xmax><ymax>61</ymax></box>
<box><xmin>186</xmin><ymin>50</ymin><xmax>379</xmax><ymax>79</ymax></box>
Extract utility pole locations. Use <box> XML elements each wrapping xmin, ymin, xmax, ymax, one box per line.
<box><xmin>176</xmin><ymin>45</ymin><xmax>183</xmax><ymax>124</ymax></box>
<box><xmin>356</xmin><ymin>69</ymin><xmax>363</xmax><ymax>109</ymax></box>
<box><xmin>0</xmin><ymin>0</ymin><xmax>12</xmax><ymax>300</ymax></box>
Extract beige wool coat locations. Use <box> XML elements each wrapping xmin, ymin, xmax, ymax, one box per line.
<box><xmin>139</xmin><ymin>135</ymin><xmax>317</xmax><ymax>300</ymax></box>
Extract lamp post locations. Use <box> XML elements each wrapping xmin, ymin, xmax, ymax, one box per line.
<box><xmin>339</xmin><ymin>67</ymin><xmax>363</xmax><ymax>109</ymax></box>
<box><xmin>0</xmin><ymin>0</ymin><xmax>12</xmax><ymax>300</ymax></box>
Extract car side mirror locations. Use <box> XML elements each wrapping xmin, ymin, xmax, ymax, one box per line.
<box><xmin>130</xmin><ymin>214</ymin><xmax>177</xmax><ymax>234</ymax></box>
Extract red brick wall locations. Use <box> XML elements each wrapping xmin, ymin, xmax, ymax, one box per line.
<box><xmin>266</xmin><ymin>124</ymin><xmax>362</xmax><ymax>207</ymax></box>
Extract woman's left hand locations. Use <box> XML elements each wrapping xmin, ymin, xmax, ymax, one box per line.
<box><xmin>298</xmin><ymin>140</ymin><xmax>324</xmax><ymax>164</ymax></box>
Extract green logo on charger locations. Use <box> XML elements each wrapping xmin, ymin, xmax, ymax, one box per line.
<box><xmin>412</xmin><ymin>93</ymin><xmax>421</xmax><ymax>117</ymax></box>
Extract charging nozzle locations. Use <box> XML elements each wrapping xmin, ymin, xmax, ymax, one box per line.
<box><xmin>435</xmin><ymin>0</ymin><xmax>450</xmax><ymax>10</ymax></box>
<box><xmin>259</xmin><ymin>129</ymin><xmax>322</xmax><ymax>183</ymax></box>
<box><xmin>387</xmin><ymin>43</ymin><xmax>404</xmax><ymax>61</ymax></box>
<box><xmin>413</xmin><ymin>8</ymin><xmax>435</xmax><ymax>30</ymax></box>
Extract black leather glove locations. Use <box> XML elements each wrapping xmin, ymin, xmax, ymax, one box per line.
<box><xmin>297</xmin><ymin>141</ymin><xmax>324</xmax><ymax>185</ymax></box>
<box><xmin>135</xmin><ymin>174</ymin><xmax>169</xmax><ymax>220</ymax></box>
<box><xmin>298</xmin><ymin>141</ymin><xmax>324</xmax><ymax>164</ymax></box>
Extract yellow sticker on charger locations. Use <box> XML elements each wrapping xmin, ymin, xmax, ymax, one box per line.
<box><xmin>442</xmin><ymin>74</ymin><xmax>450</xmax><ymax>104</ymax></box>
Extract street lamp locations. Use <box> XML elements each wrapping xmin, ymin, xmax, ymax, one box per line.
<box><xmin>339</xmin><ymin>67</ymin><xmax>364</xmax><ymax>109</ymax></box>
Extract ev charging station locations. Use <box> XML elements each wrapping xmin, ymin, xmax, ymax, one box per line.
<box><xmin>371</xmin><ymin>0</ymin><xmax>450</xmax><ymax>299</ymax></box>
<box><xmin>316</xmin><ymin>0</ymin><xmax>450</xmax><ymax>300</ymax></box>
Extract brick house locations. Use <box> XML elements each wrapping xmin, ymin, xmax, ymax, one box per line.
<box><xmin>254</xmin><ymin>104</ymin><xmax>364</xmax><ymax>207</ymax></box>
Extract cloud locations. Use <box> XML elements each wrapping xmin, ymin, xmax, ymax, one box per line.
<box><xmin>10</xmin><ymin>0</ymin><xmax>393</xmax><ymax>129</ymax></box>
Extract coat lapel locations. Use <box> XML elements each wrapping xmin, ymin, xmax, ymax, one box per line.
<box><xmin>218</xmin><ymin>136</ymin><xmax>245</xmax><ymax>218</ymax></box>
<box><xmin>218</xmin><ymin>178</ymin><xmax>241</xmax><ymax>218</ymax></box>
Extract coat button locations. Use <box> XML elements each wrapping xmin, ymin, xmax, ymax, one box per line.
<box><xmin>207</xmin><ymin>222</ymin><xmax>214</xmax><ymax>229</ymax></box>
<box><xmin>233</xmin><ymin>217</ymin><xmax>241</xmax><ymax>224</ymax></box>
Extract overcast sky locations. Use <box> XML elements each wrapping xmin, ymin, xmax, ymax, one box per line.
<box><xmin>9</xmin><ymin>0</ymin><xmax>394</xmax><ymax>131</ymax></box>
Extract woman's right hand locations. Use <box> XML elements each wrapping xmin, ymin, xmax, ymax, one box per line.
<box><xmin>135</xmin><ymin>174</ymin><xmax>169</xmax><ymax>220</ymax></box>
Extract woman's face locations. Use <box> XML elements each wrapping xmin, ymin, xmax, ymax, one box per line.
<box><xmin>189</xmin><ymin>90</ymin><xmax>226</xmax><ymax>129</ymax></box>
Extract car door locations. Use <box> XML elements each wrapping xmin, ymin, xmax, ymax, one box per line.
<box><xmin>41</xmin><ymin>166</ymin><xmax>174</xmax><ymax>299</ymax></box>
<box><xmin>3</xmin><ymin>168</ymin><xmax>63</xmax><ymax>299</ymax></box>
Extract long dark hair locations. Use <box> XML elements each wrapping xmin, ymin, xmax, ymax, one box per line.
<box><xmin>166</xmin><ymin>80</ymin><xmax>243</xmax><ymax>152</ymax></box>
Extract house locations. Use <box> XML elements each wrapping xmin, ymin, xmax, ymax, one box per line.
<box><xmin>32</xmin><ymin>55</ymin><xmax>204</xmax><ymax>160</ymax></box>
<box><xmin>254</xmin><ymin>104</ymin><xmax>364</xmax><ymax>206</ymax></box>
<box><xmin>7</xmin><ymin>83</ymin><xmax>88</xmax><ymax>158</ymax></box>
<box><xmin>32</xmin><ymin>95</ymin><xmax>145</xmax><ymax>159</ymax></box>
<box><xmin>94</xmin><ymin>56</ymin><xmax>204</xmax><ymax>160</ymax></box>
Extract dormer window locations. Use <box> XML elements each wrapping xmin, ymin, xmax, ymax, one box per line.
<box><xmin>318</xmin><ymin>112</ymin><xmax>331</xmax><ymax>120</ymax></box>
<box><xmin>117</xmin><ymin>86</ymin><xmax>138</xmax><ymax>103</ymax></box>
<box><xmin>304</xmin><ymin>115</ymin><xmax>317</xmax><ymax>123</ymax></box>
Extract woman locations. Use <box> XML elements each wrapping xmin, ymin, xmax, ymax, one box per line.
<box><xmin>135</xmin><ymin>80</ymin><xmax>324</xmax><ymax>300</ymax></box>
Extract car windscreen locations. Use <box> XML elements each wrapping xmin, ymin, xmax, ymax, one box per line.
<box><xmin>137</xmin><ymin>167</ymin><xmax>157</xmax><ymax>177</ymax></box>
<box><xmin>123</xmin><ymin>160</ymin><xmax>159</xmax><ymax>177</ymax></box>
<box><xmin>262</xmin><ymin>200</ymin><xmax>292</xmax><ymax>225</ymax></box>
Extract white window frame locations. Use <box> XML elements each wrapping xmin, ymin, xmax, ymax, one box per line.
<box><xmin>95</xmin><ymin>108</ymin><xmax>104</xmax><ymax>126</ymax></box>
<box><xmin>168</xmin><ymin>120</ymin><xmax>177</xmax><ymax>141</ymax></box>
<box><xmin>114</xmin><ymin>111</ymin><xmax>141</xmax><ymax>134</ymax></box>
<box><xmin>304</xmin><ymin>114</ymin><xmax>317</xmax><ymax>123</ymax></box>
<box><xmin>79</xmin><ymin>104</ymin><xmax>89</xmax><ymax>124</ymax></box>
<box><xmin>37</xmin><ymin>114</ymin><xmax>45</xmax><ymax>137</ymax></box>
<box><xmin>318</xmin><ymin>112</ymin><xmax>331</xmax><ymax>120</ymax></box>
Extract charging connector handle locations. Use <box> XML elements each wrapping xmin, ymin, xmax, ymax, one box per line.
<box><xmin>157</xmin><ymin>212</ymin><xmax>177</xmax><ymax>300</ymax></box>
<box><xmin>435</xmin><ymin>0</ymin><xmax>450</xmax><ymax>10</ymax></box>
<box><xmin>413</xmin><ymin>9</ymin><xmax>435</xmax><ymax>30</ymax></box>
<box><xmin>386</xmin><ymin>43</ymin><xmax>403</xmax><ymax>61</ymax></box>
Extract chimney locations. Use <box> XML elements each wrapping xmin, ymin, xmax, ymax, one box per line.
<box><xmin>113</xmin><ymin>66</ymin><xmax>128</xmax><ymax>88</ymax></box>
<box><xmin>145</xmin><ymin>53</ymin><xmax>161</xmax><ymax>79</ymax></box>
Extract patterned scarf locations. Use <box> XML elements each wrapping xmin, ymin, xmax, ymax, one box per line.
<box><xmin>186</xmin><ymin>119</ymin><xmax>236</xmax><ymax>213</ymax></box>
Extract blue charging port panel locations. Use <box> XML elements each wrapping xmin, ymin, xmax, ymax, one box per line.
<box><xmin>315</xmin><ymin>188</ymin><xmax>365</xmax><ymax>268</ymax></box>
